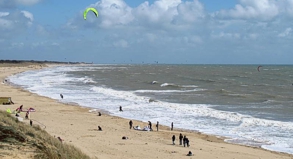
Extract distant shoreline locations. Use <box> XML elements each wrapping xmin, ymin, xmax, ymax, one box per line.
<box><xmin>0</xmin><ymin>59</ymin><xmax>90</xmax><ymax>65</ymax></box>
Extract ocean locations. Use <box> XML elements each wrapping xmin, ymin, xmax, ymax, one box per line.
<box><xmin>8</xmin><ymin>64</ymin><xmax>293</xmax><ymax>154</ymax></box>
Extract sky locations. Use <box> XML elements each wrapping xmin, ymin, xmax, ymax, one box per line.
<box><xmin>0</xmin><ymin>0</ymin><xmax>293</xmax><ymax>64</ymax></box>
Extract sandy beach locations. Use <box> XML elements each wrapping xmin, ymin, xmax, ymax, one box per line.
<box><xmin>0</xmin><ymin>63</ymin><xmax>292</xmax><ymax>159</ymax></box>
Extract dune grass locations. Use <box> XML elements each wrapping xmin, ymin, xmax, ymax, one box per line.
<box><xmin>0</xmin><ymin>110</ymin><xmax>91</xmax><ymax>159</ymax></box>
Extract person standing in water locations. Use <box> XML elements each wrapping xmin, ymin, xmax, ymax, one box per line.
<box><xmin>119</xmin><ymin>106</ymin><xmax>123</xmax><ymax>112</ymax></box>
<box><xmin>171</xmin><ymin>122</ymin><xmax>173</xmax><ymax>131</ymax></box>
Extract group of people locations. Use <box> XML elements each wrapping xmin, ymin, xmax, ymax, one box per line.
<box><xmin>124</xmin><ymin>106</ymin><xmax>192</xmax><ymax>155</ymax></box>
<box><xmin>173</xmin><ymin>133</ymin><xmax>190</xmax><ymax>147</ymax></box>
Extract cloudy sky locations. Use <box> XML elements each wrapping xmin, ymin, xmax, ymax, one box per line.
<box><xmin>1</xmin><ymin>0</ymin><xmax>293</xmax><ymax>64</ymax></box>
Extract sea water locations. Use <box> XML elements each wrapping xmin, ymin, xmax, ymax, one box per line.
<box><xmin>8</xmin><ymin>64</ymin><xmax>293</xmax><ymax>154</ymax></box>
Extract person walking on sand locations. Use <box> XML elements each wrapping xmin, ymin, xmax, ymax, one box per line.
<box><xmin>119</xmin><ymin>106</ymin><xmax>123</xmax><ymax>112</ymax></box>
<box><xmin>129</xmin><ymin>120</ymin><xmax>133</xmax><ymax>129</ymax></box>
<box><xmin>179</xmin><ymin>133</ymin><xmax>183</xmax><ymax>145</ymax></box>
<box><xmin>30</xmin><ymin>120</ymin><xmax>33</xmax><ymax>126</ymax></box>
<box><xmin>172</xmin><ymin>135</ymin><xmax>176</xmax><ymax>145</ymax></box>
<box><xmin>171</xmin><ymin>122</ymin><xmax>173</xmax><ymax>131</ymax></box>
<box><xmin>156</xmin><ymin>121</ymin><xmax>159</xmax><ymax>131</ymax></box>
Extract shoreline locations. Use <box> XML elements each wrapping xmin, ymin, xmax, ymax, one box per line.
<box><xmin>1</xmin><ymin>63</ymin><xmax>292</xmax><ymax>159</ymax></box>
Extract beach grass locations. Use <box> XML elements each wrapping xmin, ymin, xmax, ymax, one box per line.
<box><xmin>0</xmin><ymin>110</ymin><xmax>91</xmax><ymax>159</ymax></box>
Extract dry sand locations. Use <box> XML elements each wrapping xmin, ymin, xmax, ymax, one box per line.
<box><xmin>0</xmin><ymin>63</ymin><xmax>292</xmax><ymax>159</ymax></box>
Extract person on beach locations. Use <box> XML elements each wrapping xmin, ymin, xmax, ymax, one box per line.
<box><xmin>172</xmin><ymin>135</ymin><xmax>176</xmax><ymax>145</ymax></box>
<box><xmin>119</xmin><ymin>106</ymin><xmax>123</xmax><ymax>112</ymax></box>
<box><xmin>129</xmin><ymin>120</ymin><xmax>133</xmax><ymax>129</ymax></box>
<box><xmin>186</xmin><ymin>137</ymin><xmax>190</xmax><ymax>147</ymax></box>
<box><xmin>98</xmin><ymin>126</ymin><xmax>102</xmax><ymax>131</ymax></box>
<box><xmin>183</xmin><ymin>135</ymin><xmax>187</xmax><ymax>147</ymax></box>
<box><xmin>156</xmin><ymin>121</ymin><xmax>159</xmax><ymax>131</ymax></box>
<box><xmin>179</xmin><ymin>133</ymin><xmax>183</xmax><ymax>145</ymax></box>
<box><xmin>98</xmin><ymin>112</ymin><xmax>101</xmax><ymax>116</ymax></box>
<box><xmin>25</xmin><ymin>111</ymin><xmax>29</xmax><ymax>119</ymax></box>
<box><xmin>148</xmin><ymin>121</ymin><xmax>152</xmax><ymax>131</ymax></box>
<box><xmin>171</xmin><ymin>122</ymin><xmax>173</xmax><ymax>131</ymax></box>
<box><xmin>30</xmin><ymin>120</ymin><xmax>33</xmax><ymax>126</ymax></box>
<box><xmin>187</xmin><ymin>151</ymin><xmax>193</xmax><ymax>156</ymax></box>
<box><xmin>16</xmin><ymin>105</ymin><xmax>23</xmax><ymax>113</ymax></box>
<box><xmin>60</xmin><ymin>94</ymin><xmax>63</xmax><ymax>99</ymax></box>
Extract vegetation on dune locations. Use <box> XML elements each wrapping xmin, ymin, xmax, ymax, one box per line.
<box><xmin>0</xmin><ymin>111</ymin><xmax>91</xmax><ymax>159</ymax></box>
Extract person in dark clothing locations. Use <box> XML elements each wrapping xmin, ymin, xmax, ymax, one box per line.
<box><xmin>148</xmin><ymin>121</ymin><xmax>152</xmax><ymax>131</ymax></box>
<box><xmin>30</xmin><ymin>120</ymin><xmax>33</xmax><ymax>126</ymax></box>
<box><xmin>187</xmin><ymin>151</ymin><xmax>193</xmax><ymax>156</ymax></box>
<box><xmin>60</xmin><ymin>94</ymin><xmax>63</xmax><ymax>99</ymax></box>
<box><xmin>98</xmin><ymin>112</ymin><xmax>101</xmax><ymax>116</ymax></box>
<box><xmin>172</xmin><ymin>135</ymin><xmax>176</xmax><ymax>145</ymax></box>
<box><xmin>119</xmin><ymin>106</ymin><xmax>123</xmax><ymax>112</ymax></box>
<box><xmin>179</xmin><ymin>133</ymin><xmax>183</xmax><ymax>145</ymax></box>
<box><xmin>183</xmin><ymin>135</ymin><xmax>187</xmax><ymax>147</ymax></box>
<box><xmin>129</xmin><ymin>120</ymin><xmax>133</xmax><ymax>129</ymax></box>
<box><xmin>186</xmin><ymin>137</ymin><xmax>190</xmax><ymax>147</ymax></box>
<box><xmin>98</xmin><ymin>126</ymin><xmax>102</xmax><ymax>131</ymax></box>
<box><xmin>155</xmin><ymin>121</ymin><xmax>159</xmax><ymax>131</ymax></box>
<box><xmin>171</xmin><ymin>122</ymin><xmax>173</xmax><ymax>131</ymax></box>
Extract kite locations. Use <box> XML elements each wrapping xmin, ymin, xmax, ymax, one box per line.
<box><xmin>257</xmin><ymin>66</ymin><xmax>262</xmax><ymax>72</ymax></box>
<box><xmin>84</xmin><ymin>8</ymin><xmax>99</xmax><ymax>20</ymax></box>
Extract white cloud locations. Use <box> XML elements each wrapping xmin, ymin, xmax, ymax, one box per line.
<box><xmin>175</xmin><ymin>0</ymin><xmax>205</xmax><ymax>23</ymax></box>
<box><xmin>211</xmin><ymin>32</ymin><xmax>241</xmax><ymax>39</ymax></box>
<box><xmin>0</xmin><ymin>0</ymin><xmax>42</xmax><ymax>9</ymax></box>
<box><xmin>113</xmin><ymin>39</ymin><xmax>128</xmax><ymax>48</ymax></box>
<box><xmin>21</xmin><ymin>11</ymin><xmax>33</xmax><ymax>21</ymax></box>
<box><xmin>0</xmin><ymin>10</ymin><xmax>35</xmax><ymax>39</ymax></box>
<box><xmin>16</xmin><ymin>0</ymin><xmax>41</xmax><ymax>5</ymax></box>
<box><xmin>215</xmin><ymin>0</ymin><xmax>279</xmax><ymax>21</ymax></box>
<box><xmin>67</xmin><ymin>0</ymin><xmax>205</xmax><ymax>30</ymax></box>
<box><xmin>0</xmin><ymin>12</ymin><xmax>9</xmax><ymax>17</ymax></box>
<box><xmin>278</xmin><ymin>27</ymin><xmax>292</xmax><ymax>37</ymax></box>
